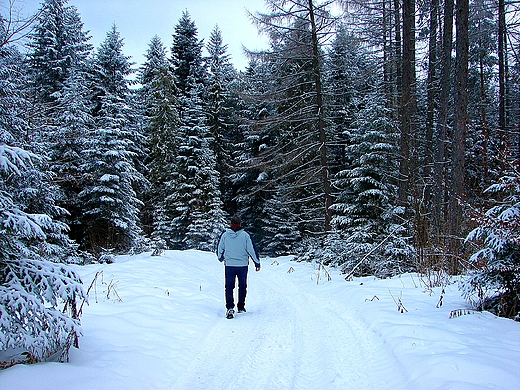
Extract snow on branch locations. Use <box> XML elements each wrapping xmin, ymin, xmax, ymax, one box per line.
<box><xmin>0</xmin><ymin>145</ymin><xmax>37</xmax><ymax>176</ymax></box>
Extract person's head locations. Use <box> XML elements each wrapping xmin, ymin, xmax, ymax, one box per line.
<box><xmin>230</xmin><ymin>215</ymin><xmax>242</xmax><ymax>231</ymax></box>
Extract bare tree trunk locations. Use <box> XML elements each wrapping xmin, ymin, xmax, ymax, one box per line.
<box><xmin>383</xmin><ymin>0</ymin><xmax>391</xmax><ymax>106</ymax></box>
<box><xmin>478</xmin><ymin>29</ymin><xmax>489</xmax><ymax>186</ymax></box>
<box><xmin>426</xmin><ymin>0</ymin><xmax>439</xmax><ymax>184</ymax></box>
<box><xmin>394</xmin><ymin>0</ymin><xmax>402</xmax><ymax>112</ymax></box>
<box><xmin>498</xmin><ymin>0</ymin><xmax>507</xmax><ymax>146</ymax></box>
<box><xmin>421</xmin><ymin>0</ymin><xmax>440</xmax><ymax>256</ymax></box>
<box><xmin>433</xmin><ymin>0</ymin><xmax>454</xmax><ymax>242</ymax></box>
<box><xmin>449</xmin><ymin>0</ymin><xmax>469</xmax><ymax>273</ymax></box>
<box><xmin>398</xmin><ymin>0</ymin><xmax>417</xmax><ymax>210</ymax></box>
<box><xmin>308</xmin><ymin>0</ymin><xmax>332</xmax><ymax>232</ymax></box>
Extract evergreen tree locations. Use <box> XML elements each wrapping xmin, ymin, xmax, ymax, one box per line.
<box><xmin>0</xmin><ymin>144</ymin><xmax>85</xmax><ymax>363</ymax></box>
<box><xmin>466</xmin><ymin>0</ymin><xmax>498</xmax><ymax>194</ymax></box>
<box><xmin>462</xmin><ymin>160</ymin><xmax>520</xmax><ymax>319</ymax></box>
<box><xmin>331</xmin><ymin>88</ymin><xmax>414</xmax><ymax>277</ymax></box>
<box><xmin>205</xmin><ymin>25</ymin><xmax>239</xmax><ymax>212</ymax></box>
<box><xmin>260</xmin><ymin>187</ymin><xmax>301</xmax><ymax>256</ymax></box>
<box><xmin>233</xmin><ymin>59</ymin><xmax>278</xmax><ymax>244</ymax></box>
<box><xmin>137</xmin><ymin>35</ymin><xmax>172</xmax><ymax>240</ymax></box>
<box><xmin>165</xmin><ymin>12</ymin><xmax>225</xmax><ymax>249</ymax></box>
<box><xmin>315</xmin><ymin>24</ymin><xmax>414</xmax><ymax>276</ymax></box>
<box><xmin>139</xmin><ymin>35</ymin><xmax>170</xmax><ymax>93</ymax></box>
<box><xmin>170</xmin><ymin>10</ymin><xmax>205</xmax><ymax>96</ymax></box>
<box><xmin>169</xmin><ymin>80</ymin><xmax>225</xmax><ymax>249</ymax></box>
<box><xmin>27</xmin><ymin>0</ymin><xmax>93</xmax><ymax>246</ymax></box>
<box><xmin>138</xmin><ymin>37</ymin><xmax>183</xmax><ymax>248</ymax></box>
<box><xmin>0</xmin><ymin>36</ymin><xmax>84</xmax><ymax>364</ymax></box>
<box><xmin>324</xmin><ymin>26</ymin><xmax>373</xmax><ymax>172</ymax></box>
<box><xmin>90</xmin><ymin>24</ymin><xmax>133</xmax><ymax>113</ymax></box>
<box><xmin>28</xmin><ymin>0</ymin><xmax>92</xmax><ymax>104</ymax></box>
<box><xmin>50</xmin><ymin>68</ymin><xmax>94</xmax><ymax>244</ymax></box>
<box><xmin>81</xmin><ymin>25</ymin><xmax>144</xmax><ymax>254</ymax></box>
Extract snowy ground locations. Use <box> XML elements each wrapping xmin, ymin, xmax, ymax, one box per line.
<box><xmin>2</xmin><ymin>250</ymin><xmax>520</xmax><ymax>389</ymax></box>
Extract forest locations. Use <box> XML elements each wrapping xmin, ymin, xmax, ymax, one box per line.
<box><xmin>1</xmin><ymin>0</ymin><xmax>520</xmax><ymax>364</ymax></box>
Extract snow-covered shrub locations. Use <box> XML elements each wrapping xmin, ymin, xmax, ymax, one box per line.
<box><xmin>294</xmin><ymin>234</ymin><xmax>346</xmax><ymax>266</ymax></box>
<box><xmin>151</xmin><ymin>237</ymin><xmax>167</xmax><ymax>256</ymax></box>
<box><xmin>294</xmin><ymin>223</ymin><xmax>416</xmax><ymax>279</ymax></box>
<box><xmin>0</xmin><ymin>258</ymin><xmax>84</xmax><ymax>363</ymax></box>
<box><xmin>461</xmin><ymin>169</ymin><xmax>520</xmax><ymax>319</ymax></box>
<box><xmin>97</xmin><ymin>250</ymin><xmax>115</xmax><ymax>264</ymax></box>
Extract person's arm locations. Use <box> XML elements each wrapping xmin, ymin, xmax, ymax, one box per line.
<box><xmin>246</xmin><ymin>234</ymin><xmax>261</xmax><ymax>271</ymax></box>
<box><xmin>216</xmin><ymin>232</ymin><xmax>225</xmax><ymax>262</ymax></box>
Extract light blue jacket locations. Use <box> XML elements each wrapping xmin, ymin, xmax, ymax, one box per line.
<box><xmin>217</xmin><ymin>228</ymin><xmax>260</xmax><ymax>268</ymax></box>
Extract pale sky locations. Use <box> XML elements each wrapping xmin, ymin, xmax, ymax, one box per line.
<box><xmin>13</xmin><ymin>0</ymin><xmax>270</xmax><ymax>70</ymax></box>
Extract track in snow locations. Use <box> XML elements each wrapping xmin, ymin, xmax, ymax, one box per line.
<box><xmin>172</xmin><ymin>260</ymin><xmax>405</xmax><ymax>390</ymax></box>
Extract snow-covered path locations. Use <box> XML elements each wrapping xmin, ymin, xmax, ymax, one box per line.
<box><xmin>173</xmin><ymin>256</ymin><xmax>402</xmax><ymax>389</ymax></box>
<box><xmin>2</xmin><ymin>250</ymin><xmax>520</xmax><ymax>390</ymax></box>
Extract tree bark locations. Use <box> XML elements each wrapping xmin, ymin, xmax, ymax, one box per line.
<box><xmin>433</xmin><ymin>0</ymin><xmax>454</xmax><ymax>241</ymax></box>
<box><xmin>449</xmin><ymin>0</ymin><xmax>469</xmax><ymax>273</ymax></box>
<box><xmin>421</xmin><ymin>0</ymin><xmax>440</xmax><ymax>254</ymax></box>
<box><xmin>478</xmin><ymin>28</ymin><xmax>489</xmax><ymax>186</ymax></box>
<box><xmin>398</xmin><ymin>0</ymin><xmax>417</xmax><ymax>209</ymax></box>
<box><xmin>425</xmin><ymin>0</ymin><xmax>439</xmax><ymax>188</ymax></box>
<box><xmin>308</xmin><ymin>0</ymin><xmax>332</xmax><ymax>232</ymax></box>
<box><xmin>498</xmin><ymin>0</ymin><xmax>507</xmax><ymax>141</ymax></box>
<box><xmin>394</xmin><ymin>0</ymin><xmax>402</xmax><ymax>112</ymax></box>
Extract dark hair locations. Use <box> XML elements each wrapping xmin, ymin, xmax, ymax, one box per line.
<box><xmin>230</xmin><ymin>215</ymin><xmax>242</xmax><ymax>226</ymax></box>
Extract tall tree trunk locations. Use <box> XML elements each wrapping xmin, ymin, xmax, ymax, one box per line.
<box><xmin>425</xmin><ymin>0</ymin><xmax>439</xmax><ymax>182</ymax></box>
<box><xmin>398</xmin><ymin>0</ymin><xmax>417</xmax><ymax>210</ymax></box>
<box><xmin>449</xmin><ymin>0</ymin><xmax>469</xmax><ymax>273</ymax></box>
<box><xmin>308</xmin><ymin>0</ymin><xmax>332</xmax><ymax>232</ymax></box>
<box><xmin>478</xmin><ymin>29</ymin><xmax>489</xmax><ymax>186</ymax></box>
<box><xmin>383</xmin><ymin>0</ymin><xmax>391</xmax><ymax>106</ymax></box>
<box><xmin>422</xmin><ymin>0</ymin><xmax>439</xmax><ymax>256</ymax></box>
<box><xmin>394</xmin><ymin>0</ymin><xmax>402</xmax><ymax>112</ymax></box>
<box><xmin>433</xmin><ymin>0</ymin><xmax>454</xmax><ymax>242</ymax></box>
<box><xmin>498</xmin><ymin>0</ymin><xmax>507</xmax><ymax>147</ymax></box>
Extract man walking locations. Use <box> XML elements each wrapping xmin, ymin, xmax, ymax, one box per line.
<box><xmin>217</xmin><ymin>215</ymin><xmax>261</xmax><ymax>319</ymax></box>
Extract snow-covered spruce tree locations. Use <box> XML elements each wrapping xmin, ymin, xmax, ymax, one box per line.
<box><xmin>139</xmin><ymin>35</ymin><xmax>170</xmax><ymax>95</ymax></box>
<box><xmin>205</xmin><ymin>25</ymin><xmax>240</xmax><ymax>213</ymax></box>
<box><xmin>137</xmin><ymin>34</ymin><xmax>170</xmax><ymax>238</ymax></box>
<box><xmin>138</xmin><ymin>36</ymin><xmax>183</xmax><ymax>248</ymax></box>
<box><xmin>80</xmin><ymin>25</ymin><xmax>144</xmax><ymax>255</ymax></box>
<box><xmin>169</xmin><ymin>80</ymin><xmax>226</xmax><ymax>250</ymax></box>
<box><xmin>28</xmin><ymin>0</ymin><xmax>92</xmax><ymax>105</ymax></box>
<box><xmin>165</xmin><ymin>12</ymin><xmax>225</xmax><ymax>249</ymax></box>
<box><xmin>170</xmin><ymin>10</ymin><xmax>205</xmax><ymax>97</ymax></box>
<box><xmin>49</xmin><ymin>68</ymin><xmax>94</xmax><ymax>244</ymax></box>
<box><xmin>324</xmin><ymin>25</ymin><xmax>371</xmax><ymax>172</ymax></box>
<box><xmin>0</xmin><ymin>146</ymin><xmax>85</xmax><ymax>364</ymax></box>
<box><xmin>27</xmin><ymin>0</ymin><xmax>93</xmax><ymax>246</ymax></box>
<box><xmin>0</xmin><ymin>38</ymin><xmax>84</xmax><ymax>365</ymax></box>
<box><xmin>330</xmin><ymin>88</ymin><xmax>415</xmax><ymax>277</ymax></box>
<box><xmin>461</xmin><ymin>162</ymin><xmax>520</xmax><ymax>320</ymax></box>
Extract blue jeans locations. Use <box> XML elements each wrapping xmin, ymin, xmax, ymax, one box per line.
<box><xmin>225</xmin><ymin>266</ymin><xmax>248</xmax><ymax>310</ymax></box>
